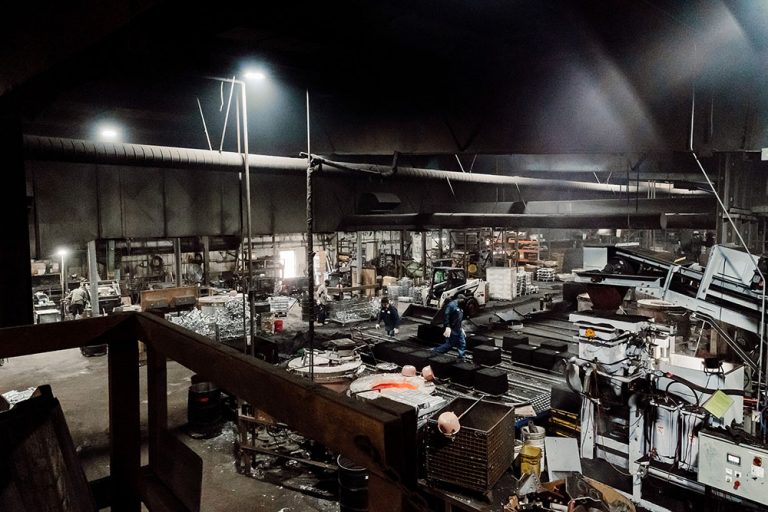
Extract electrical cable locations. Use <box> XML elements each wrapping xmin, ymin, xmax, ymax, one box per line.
<box><xmin>663</xmin><ymin>371</ymin><xmax>744</xmax><ymax>396</ymax></box>
<box><xmin>665</xmin><ymin>380</ymin><xmax>700</xmax><ymax>406</ymax></box>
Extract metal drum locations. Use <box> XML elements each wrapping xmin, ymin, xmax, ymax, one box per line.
<box><xmin>187</xmin><ymin>381</ymin><xmax>222</xmax><ymax>438</ymax></box>
<box><xmin>337</xmin><ymin>455</ymin><xmax>368</xmax><ymax>512</ymax></box>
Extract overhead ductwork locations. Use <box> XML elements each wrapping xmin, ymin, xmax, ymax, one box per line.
<box><xmin>424</xmin><ymin>197</ymin><xmax>716</xmax><ymax>216</ymax></box>
<box><xmin>24</xmin><ymin>135</ymin><xmax>708</xmax><ymax>195</ymax></box>
<box><xmin>340</xmin><ymin>212</ymin><xmax>716</xmax><ymax>230</ymax></box>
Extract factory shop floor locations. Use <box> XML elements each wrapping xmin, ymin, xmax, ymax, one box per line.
<box><xmin>0</xmin><ymin>345</ymin><xmax>337</xmax><ymax>512</ymax></box>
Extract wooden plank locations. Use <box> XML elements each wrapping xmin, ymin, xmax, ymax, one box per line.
<box><xmin>88</xmin><ymin>476</ymin><xmax>112</xmax><ymax>510</ymax></box>
<box><xmin>134</xmin><ymin>313</ymin><xmax>403</xmax><ymax>480</ymax></box>
<box><xmin>0</xmin><ymin>313</ymin><xmax>133</xmax><ymax>358</ymax></box>
<box><xmin>137</xmin><ymin>467</ymin><xmax>191</xmax><ymax>512</ymax></box>
<box><xmin>369</xmin><ymin>472</ymin><xmax>404</xmax><ymax>512</ymax></box>
<box><xmin>0</xmin><ymin>386</ymin><xmax>97</xmax><ymax>512</ymax></box>
<box><xmin>108</xmin><ymin>331</ymin><xmax>141</xmax><ymax>512</ymax></box>
<box><xmin>153</xmin><ymin>431</ymin><xmax>202</xmax><ymax>512</ymax></box>
<box><xmin>146</xmin><ymin>343</ymin><xmax>168</xmax><ymax>469</ymax></box>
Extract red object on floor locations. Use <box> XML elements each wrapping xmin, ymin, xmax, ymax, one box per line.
<box><xmin>274</xmin><ymin>319</ymin><xmax>284</xmax><ymax>332</ymax></box>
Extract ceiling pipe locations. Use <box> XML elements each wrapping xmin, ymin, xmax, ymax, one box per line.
<box><xmin>311</xmin><ymin>155</ymin><xmax>707</xmax><ymax>195</ymax></box>
<box><xmin>24</xmin><ymin>135</ymin><xmax>707</xmax><ymax>195</ymax></box>
<box><xmin>340</xmin><ymin>212</ymin><xmax>715</xmax><ymax>230</ymax></box>
<box><xmin>421</xmin><ymin>197</ymin><xmax>716</xmax><ymax>216</ymax></box>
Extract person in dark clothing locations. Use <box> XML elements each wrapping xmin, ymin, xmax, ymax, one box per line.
<box><xmin>376</xmin><ymin>297</ymin><xmax>400</xmax><ymax>336</ymax></box>
<box><xmin>431</xmin><ymin>296</ymin><xmax>466</xmax><ymax>360</ymax></box>
<box><xmin>65</xmin><ymin>281</ymin><xmax>90</xmax><ymax>319</ymax></box>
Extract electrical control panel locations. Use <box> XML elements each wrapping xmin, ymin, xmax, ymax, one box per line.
<box><xmin>698</xmin><ymin>430</ymin><xmax>768</xmax><ymax>506</ymax></box>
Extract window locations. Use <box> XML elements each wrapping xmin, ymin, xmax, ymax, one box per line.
<box><xmin>280</xmin><ymin>250</ymin><xmax>296</xmax><ymax>278</ymax></box>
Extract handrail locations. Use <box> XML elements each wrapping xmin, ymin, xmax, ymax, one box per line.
<box><xmin>0</xmin><ymin>313</ymin><xmax>417</xmax><ymax>512</ymax></box>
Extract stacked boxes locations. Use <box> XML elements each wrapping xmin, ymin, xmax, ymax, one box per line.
<box><xmin>486</xmin><ymin>267</ymin><xmax>518</xmax><ymax>300</ymax></box>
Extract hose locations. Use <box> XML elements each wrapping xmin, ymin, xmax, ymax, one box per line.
<box><xmin>662</xmin><ymin>371</ymin><xmax>744</xmax><ymax>396</ymax></box>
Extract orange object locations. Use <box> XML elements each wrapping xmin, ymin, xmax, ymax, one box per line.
<box><xmin>371</xmin><ymin>382</ymin><xmax>418</xmax><ymax>391</ymax></box>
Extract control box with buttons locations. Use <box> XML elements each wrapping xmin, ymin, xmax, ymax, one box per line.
<box><xmin>698</xmin><ymin>430</ymin><xmax>768</xmax><ymax>506</ymax></box>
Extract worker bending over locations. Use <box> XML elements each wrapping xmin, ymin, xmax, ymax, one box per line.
<box><xmin>376</xmin><ymin>297</ymin><xmax>400</xmax><ymax>336</ymax></box>
<box><xmin>432</xmin><ymin>296</ymin><xmax>466</xmax><ymax>360</ymax></box>
<box><xmin>65</xmin><ymin>280</ymin><xmax>90</xmax><ymax>319</ymax></box>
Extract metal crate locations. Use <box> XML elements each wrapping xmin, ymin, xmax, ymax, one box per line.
<box><xmin>426</xmin><ymin>398</ymin><xmax>515</xmax><ymax>493</ymax></box>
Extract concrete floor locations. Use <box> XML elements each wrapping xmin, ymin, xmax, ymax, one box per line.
<box><xmin>0</xmin><ymin>344</ymin><xmax>337</xmax><ymax>511</ymax></box>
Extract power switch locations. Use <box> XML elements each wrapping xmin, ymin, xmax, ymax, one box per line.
<box><xmin>734</xmin><ymin>480</ymin><xmax>741</xmax><ymax>490</ymax></box>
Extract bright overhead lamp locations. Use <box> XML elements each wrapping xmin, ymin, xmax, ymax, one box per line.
<box><xmin>243</xmin><ymin>69</ymin><xmax>266</xmax><ymax>81</ymax></box>
<box><xmin>55</xmin><ymin>247</ymin><xmax>69</xmax><ymax>258</ymax></box>
<box><xmin>96</xmin><ymin>123</ymin><xmax>122</xmax><ymax>141</ymax></box>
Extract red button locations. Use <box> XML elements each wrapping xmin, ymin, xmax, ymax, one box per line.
<box><xmin>754</xmin><ymin>457</ymin><xmax>763</xmax><ymax>467</ymax></box>
<box><xmin>734</xmin><ymin>480</ymin><xmax>741</xmax><ymax>490</ymax></box>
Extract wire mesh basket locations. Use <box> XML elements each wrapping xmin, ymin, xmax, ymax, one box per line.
<box><xmin>425</xmin><ymin>397</ymin><xmax>515</xmax><ymax>493</ymax></box>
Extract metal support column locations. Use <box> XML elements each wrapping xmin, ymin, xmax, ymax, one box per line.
<box><xmin>0</xmin><ymin>107</ymin><xmax>32</xmax><ymax>327</ymax></box>
<box><xmin>307</xmin><ymin>161</ymin><xmax>317</xmax><ymax>382</ymax></box>
<box><xmin>201</xmin><ymin>236</ymin><xmax>210</xmax><ymax>286</ymax></box>
<box><xmin>174</xmin><ymin>238</ymin><xmax>182</xmax><ymax>287</ymax></box>
<box><xmin>107</xmin><ymin>240</ymin><xmax>116</xmax><ymax>280</ymax></box>
<box><xmin>399</xmin><ymin>230</ymin><xmax>405</xmax><ymax>278</ymax></box>
<box><xmin>357</xmin><ymin>231</ymin><xmax>363</xmax><ymax>286</ymax></box>
<box><xmin>87</xmin><ymin>240</ymin><xmax>100</xmax><ymax>316</ymax></box>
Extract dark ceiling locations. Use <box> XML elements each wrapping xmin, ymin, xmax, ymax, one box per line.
<box><xmin>3</xmin><ymin>0</ymin><xmax>768</xmax><ymax>160</ymax></box>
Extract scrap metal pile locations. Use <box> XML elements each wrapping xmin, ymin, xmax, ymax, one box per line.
<box><xmin>505</xmin><ymin>473</ymin><xmax>634</xmax><ymax>512</ymax></box>
<box><xmin>328</xmin><ymin>297</ymin><xmax>379</xmax><ymax>324</ymax></box>
<box><xmin>167</xmin><ymin>295</ymin><xmax>251</xmax><ymax>341</ymax></box>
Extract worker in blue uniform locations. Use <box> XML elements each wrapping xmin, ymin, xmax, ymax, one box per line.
<box><xmin>375</xmin><ymin>296</ymin><xmax>400</xmax><ymax>336</ymax></box>
<box><xmin>432</xmin><ymin>296</ymin><xmax>466</xmax><ymax>360</ymax></box>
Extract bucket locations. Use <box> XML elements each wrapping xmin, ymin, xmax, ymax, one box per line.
<box><xmin>80</xmin><ymin>344</ymin><xmax>108</xmax><ymax>357</ymax></box>
<box><xmin>521</xmin><ymin>421</ymin><xmax>546</xmax><ymax>473</ymax></box>
<box><xmin>337</xmin><ymin>455</ymin><xmax>368</xmax><ymax>512</ymax></box>
<box><xmin>274</xmin><ymin>319</ymin><xmax>284</xmax><ymax>333</ymax></box>
<box><xmin>513</xmin><ymin>439</ymin><xmax>524</xmax><ymax>460</ymax></box>
<box><xmin>187</xmin><ymin>381</ymin><xmax>222</xmax><ymax>438</ymax></box>
<box><xmin>519</xmin><ymin>444</ymin><xmax>542</xmax><ymax>477</ymax></box>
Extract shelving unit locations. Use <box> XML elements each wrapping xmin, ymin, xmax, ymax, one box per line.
<box><xmin>513</xmin><ymin>239</ymin><xmax>541</xmax><ymax>265</ymax></box>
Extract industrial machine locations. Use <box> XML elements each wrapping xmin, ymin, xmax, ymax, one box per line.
<box><xmin>421</xmin><ymin>266</ymin><xmax>487</xmax><ymax>317</ymax></box>
<box><xmin>567</xmin><ymin>244</ymin><xmax>768</xmax><ymax>510</ymax></box>
<box><xmin>85</xmin><ymin>280</ymin><xmax>123</xmax><ymax>314</ymax></box>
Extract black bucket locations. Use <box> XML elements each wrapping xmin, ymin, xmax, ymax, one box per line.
<box><xmin>337</xmin><ymin>455</ymin><xmax>368</xmax><ymax>512</ymax></box>
<box><xmin>80</xmin><ymin>344</ymin><xmax>107</xmax><ymax>357</ymax></box>
<box><xmin>187</xmin><ymin>381</ymin><xmax>222</xmax><ymax>438</ymax></box>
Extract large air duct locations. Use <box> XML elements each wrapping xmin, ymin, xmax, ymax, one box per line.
<box><xmin>340</xmin><ymin>212</ymin><xmax>715</xmax><ymax>230</ymax></box>
<box><xmin>24</xmin><ymin>135</ymin><xmax>707</xmax><ymax>195</ymax></box>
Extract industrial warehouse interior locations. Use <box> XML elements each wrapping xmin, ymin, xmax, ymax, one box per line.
<box><xmin>3</xmin><ymin>1</ymin><xmax>768</xmax><ymax>511</ymax></box>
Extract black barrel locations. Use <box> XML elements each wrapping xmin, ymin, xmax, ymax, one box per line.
<box><xmin>337</xmin><ymin>455</ymin><xmax>368</xmax><ymax>512</ymax></box>
<box><xmin>301</xmin><ymin>297</ymin><xmax>313</xmax><ymax>321</ymax></box>
<box><xmin>80</xmin><ymin>344</ymin><xmax>107</xmax><ymax>357</ymax></box>
<box><xmin>187</xmin><ymin>381</ymin><xmax>222</xmax><ymax>438</ymax></box>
